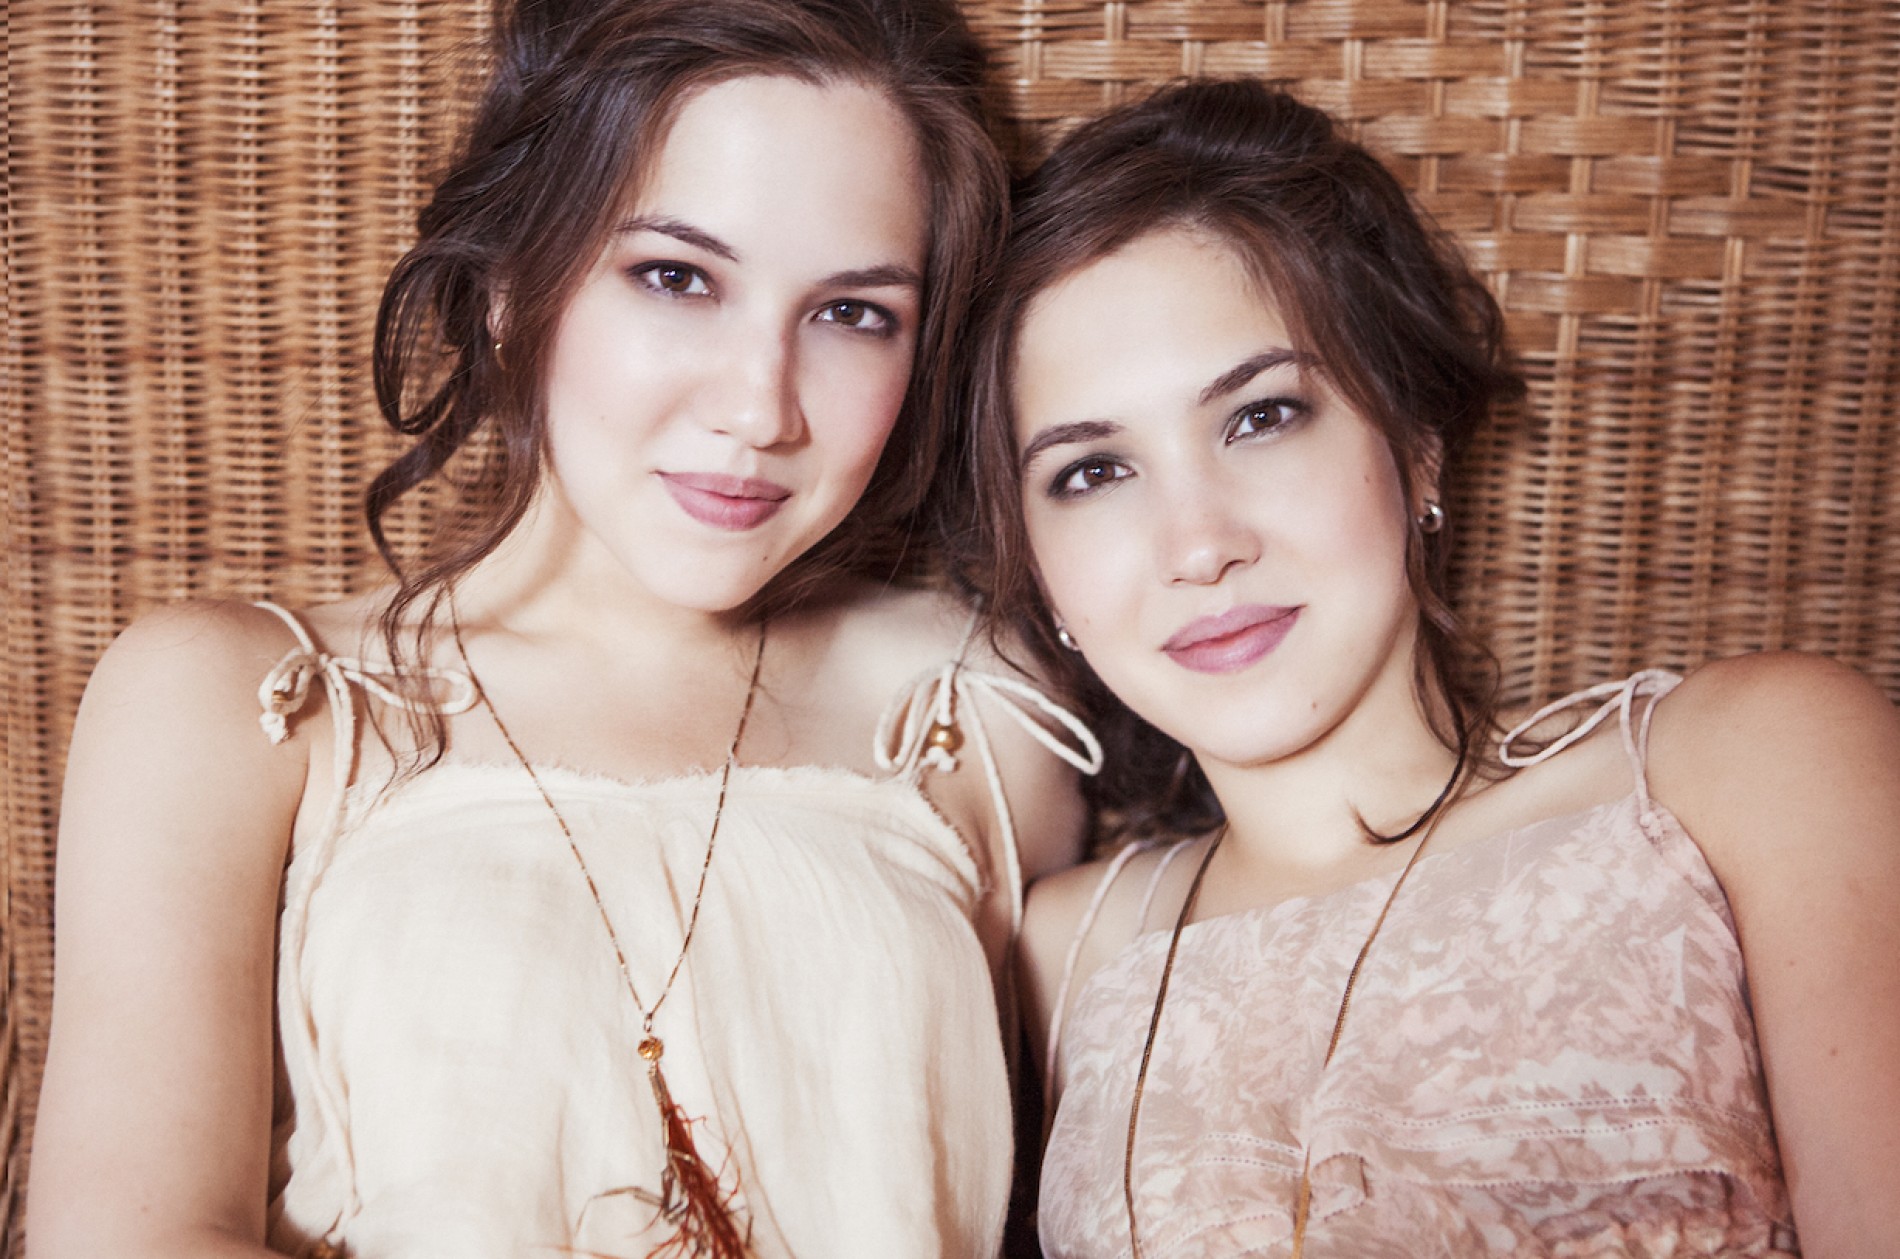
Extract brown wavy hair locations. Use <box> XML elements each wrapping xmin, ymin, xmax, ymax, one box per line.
<box><xmin>369</xmin><ymin>0</ymin><xmax>1009</xmax><ymax>679</ymax></box>
<box><xmin>951</xmin><ymin>79</ymin><xmax>1525</xmax><ymax>841</ymax></box>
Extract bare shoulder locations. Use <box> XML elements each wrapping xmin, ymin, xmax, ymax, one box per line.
<box><xmin>1022</xmin><ymin>853</ymin><xmax>1130</xmax><ymax>985</ymax></box>
<box><xmin>783</xmin><ymin>576</ymin><xmax>1087</xmax><ymax>870</ymax></box>
<box><xmin>765</xmin><ymin>578</ymin><xmax>977</xmax><ymax>757</ymax></box>
<box><xmin>1648</xmin><ymin>651</ymin><xmax>1900</xmax><ymax>870</ymax></box>
<box><xmin>35</xmin><ymin>599</ymin><xmax>324</xmax><ymax>1253</ymax></box>
<box><xmin>1023</xmin><ymin>840</ymin><xmax>1195</xmax><ymax>983</ymax></box>
<box><xmin>67</xmin><ymin>599</ymin><xmax>318</xmax><ymax>829</ymax></box>
<box><xmin>1645</xmin><ymin>660</ymin><xmax>1900</xmax><ymax>1247</ymax></box>
<box><xmin>1022</xmin><ymin>841</ymin><xmax>1185</xmax><ymax>1091</ymax></box>
<box><xmin>83</xmin><ymin>599</ymin><xmax>309</xmax><ymax>729</ymax></box>
<box><xmin>1021</xmin><ymin>855</ymin><xmax>1125</xmax><ymax>1086</ymax></box>
<box><xmin>1662</xmin><ymin>649</ymin><xmax>1890</xmax><ymax>730</ymax></box>
<box><xmin>1651</xmin><ymin>652</ymin><xmax>1898</xmax><ymax>797</ymax></box>
<box><xmin>293</xmin><ymin>584</ymin><xmax>402</xmax><ymax>658</ymax></box>
<box><xmin>800</xmin><ymin>577</ymin><xmax>981</xmax><ymax>686</ymax></box>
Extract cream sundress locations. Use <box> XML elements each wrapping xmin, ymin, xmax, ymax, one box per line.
<box><xmin>248</xmin><ymin>601</ymin><xmax>1099</xmax><ymax>1259</ymax></box>
<box><xmin>1039</xmin><ymin>671</ymin><xmax>1799</xmax><ymax>1258</ymax></box>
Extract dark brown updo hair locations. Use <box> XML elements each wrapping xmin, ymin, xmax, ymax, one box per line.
<box><xmin>953</xmin><ymin>78</ymin><xmax>1525</xmax><ymax>840</ymax></box>
<box><xmin>370</xmin><ymin>0</ymin><xmax>1008</xmax><ymax>668</ymax></box>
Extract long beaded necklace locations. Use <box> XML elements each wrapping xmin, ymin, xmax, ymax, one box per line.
<box><xmin>1122</xmin><ymin>798</ymin><xmax>1450</xmax><ymax>1259</ymax></box>
<box><xmin>453</xmin><ymin>614</ymin><xmax>766</xmax><ymax>1259</ymax></box>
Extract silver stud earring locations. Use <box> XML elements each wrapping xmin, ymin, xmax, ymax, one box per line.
<box><xmin>1056</xmin><ymin>623</ymin><xmax>1080</xmax><ymax>652</ymax></box>
<box><xmin>1417</xmin><ymin>501</ymin><xmax>1446</xmax><ymax>534</ymax></box>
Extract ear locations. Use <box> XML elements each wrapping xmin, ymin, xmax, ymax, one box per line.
<box><xmin>1008</xmin><ymin>554</ymin><xmax>1065</xmax><ymax>651</ymax></box>
<box><xmin>1410</xmin><ymin>431</ymin><xmax>1446</xmax><ymax>514</ymax></box>
<box><xmin>486</xmin><ymin>288</ymin><xmax>510</xmax><ymax>349</ymax></box>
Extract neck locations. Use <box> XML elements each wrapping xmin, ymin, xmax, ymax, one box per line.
<box><xmin>453</xmin><ymin>487</ymin><xmax>759</xmax><ymax>659</ymax></box>
<box><xmin>1197</xmin><ymin>632</ymin><xmax>1460</xmax><ymax>879</ymax></box>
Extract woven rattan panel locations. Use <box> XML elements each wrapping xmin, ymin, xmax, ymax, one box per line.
<box><xmin>6</xmin><ymin>0</ymin><xmax>1899</xmax><ymax>1246</ymax></box>
<box><xmin>5</xmin><ymin>3</ymin><xmax>494</xmax><ymax>1242</ymax></box>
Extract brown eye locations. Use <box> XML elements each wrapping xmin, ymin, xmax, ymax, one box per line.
<box><xmin>1050</xmin><ymin>455</ymin><xmax>1132</xmax><ymax>499</ymax></box>
<box><xmin>817</xmin><ymin>300</ymin><xmax>894</xmax><ymax>336</ymax></box>
<box><xmin>1226</xmin><ymin>398</ymin><xmax>1307</xmax><ymax>443</ymax></box>
<box><xmin>632</xmin><ymin>261</ymin><xmax>711</xmax><ymax>298</ymax></box>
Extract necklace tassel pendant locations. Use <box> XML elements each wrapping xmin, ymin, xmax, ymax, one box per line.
<box><xmin>642</xmin><ymin>1057</ymin><xmax>750</xmax><ymax>1259</ymax></box>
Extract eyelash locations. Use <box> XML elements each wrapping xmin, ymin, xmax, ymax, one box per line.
<box><xmin>1225</xmin><ymin>396</ymin><xmax>1309</xmax><ymax>443</ymax></box>
<box><xmin>815</xmin><ymin>300</ymin><xmax>900</xmax><ymax>339</ymax></box>
<box><xmin>1047</xmin><ymin>454</ymin><xmax>1130</xmax><ymax>500</ymax></box>
<box><xmin>1043</xmin><ymin>396</ymin><xmax>1312</xmax><ymax>501</ymax></box>
<box><xmin>628</xmin><ymin>262</ymin><xmax>900</xmax><ymax>338</ymax></box>
<box><xmin>630</xmin><ymin>260</ymin><xmax>712</xmax><ymax>298</ymax></box>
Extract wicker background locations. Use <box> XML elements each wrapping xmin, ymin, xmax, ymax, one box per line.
<box><xmin>6</xmin><ymin>0</ymin><xmax>1899</xmax><ymax>1247</ymax></box>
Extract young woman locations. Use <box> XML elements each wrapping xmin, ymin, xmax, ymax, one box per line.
<box><xmin>27</xmin><ymin>3</ymin><xmax>1092</xmax><ymax>1256</ymax></box>
<box><xmin>960</xmin><ymin>79</ymin><xmax>1900</xmax><ymax>1257</ymax></box>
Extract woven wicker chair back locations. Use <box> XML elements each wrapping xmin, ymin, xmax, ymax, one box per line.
<box><xmin>7</xmin><ymin>1</ymin><xmax>1898</xmax><ymax>1243</ymax></box>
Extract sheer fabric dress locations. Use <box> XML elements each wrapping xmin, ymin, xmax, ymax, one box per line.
<box><xmin>249</xmin><ymin>602</ymin><xmax>1093</xmax><ymax>1259</ymax></box>
<box><xmin>1039</xmin><ymin>672</ymin><xmax>1798</xmax><ymax>1259</ymax></box>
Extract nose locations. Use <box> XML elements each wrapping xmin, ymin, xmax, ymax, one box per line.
<box><xmin>1158</xmin><ymin>487</ymin><xmax>1260</xmax><ymax>586</ymax></box>
<box><xmin>710</xmin><ymin>323</ymin><xmax>805</xmax><ymax>448</ymax></box>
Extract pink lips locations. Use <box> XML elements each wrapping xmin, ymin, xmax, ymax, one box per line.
<box><xmin>1162</xmin><ymin>605</ymin><xmax>1300</xmax><ymax>674</ymax></box>
<box><xmin>658</xmin><ymin>471</ymin><xmax>790</xmax><ymax>531</ymax></box>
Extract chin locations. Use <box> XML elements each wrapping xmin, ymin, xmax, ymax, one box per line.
<box><xmin>626</xmin><ymin>563</ymin><xmax>774</xmax><ymax>616</ymax></box>
<box><xmin>1150</xmin><ymin>695</ymin><xmax>1335</xmax><ymax>771</ymax></box>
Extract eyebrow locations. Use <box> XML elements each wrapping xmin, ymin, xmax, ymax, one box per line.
<box><xmin>616</xmin><ymin>217</ymin><xmax>921</xmax><ymax>292</ymax></box>
<box><xmin>821</xmin><ymin>263</ymin><xmax>923</xmax><ymax>292</ymax></box>
<box><xmin>616</xmin><ymin>215</ymin><xmax>737</xmax><ymax>261</ymax></box>
<box><xmin>1020</xmin><ymin>419</ymin><xmax>1122</xmax><ymax>470</ymax></box>
<box><xmin>1198</xmin><ymin>348</ymin><xmax>1306</xmax><ymax>405</ymax></box>
<box><xmin>1018</xmin><ymin>348</ymin><xmax>1313</xmax><ymax>471</ymax></box>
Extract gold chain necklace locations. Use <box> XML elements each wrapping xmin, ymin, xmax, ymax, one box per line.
<box><xmin>1122</xmin><ymin>807</ymin><xmax>1446</xmax><ymax>1259</ymax></box>
<box><xmin>453</xmin><ymin>613</ymin><xmax>765</xmax><ymax>1259</ymax></box>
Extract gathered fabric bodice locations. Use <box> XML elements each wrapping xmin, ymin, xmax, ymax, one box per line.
<box><xmin>1039</xmin><ymin>671</ymin><xmax>1799</xmax><ymax>1258</ymax></box>
<box><xmin>248</xmin><ymin>601</ymin><xmax>1100</xmax><ymax>1259</ymax></box>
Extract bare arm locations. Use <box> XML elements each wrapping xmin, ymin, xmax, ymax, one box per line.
<box><xmin>1649</xmin><ymin>652</ymin><xmax>1900</xmax><ymax>1258</ymax></box>
<box><xmin>27</xmin><ymin>603</ymin><xmax>315</xmax><ymax>1258</ymax></box>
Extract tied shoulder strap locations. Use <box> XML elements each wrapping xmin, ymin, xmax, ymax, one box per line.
<box><xmin>876</xmin><ymin>651</ymin><xmax>1102</xmax><ymax>1093</ymax></box>
<box><xmin>875</xmin><ymin>655</ymin><xmax>1103</xmax><ymax>937</ymax></box>
<box><xmin>250</xmin><ymin>599</ymin><xmax>476</xmax><ymax>1239</ymax></box>
<box><xmin>255</xmin><ymin>602</ymin><xmax>477</xmax><ymax>749</ymax></box>
<box><xmin>1497</xmin><ymin>668</ymin><xmax>1683</xmax><ymax>819</ymax></box>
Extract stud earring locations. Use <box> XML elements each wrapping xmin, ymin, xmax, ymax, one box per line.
<box><xmin>1056</xmin><ymin>624</ymin><xmax>1081</xmax><ymax>652</ymax></box>
<box><xmin>1417</xmin><ymin>501</ymin><xmax>1446</xmax><ymax>534</ymax></box>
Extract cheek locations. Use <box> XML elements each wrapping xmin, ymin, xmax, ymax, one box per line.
<box><xmin>809</xmin><ymin>343</ymin><xmax>915</xmax><ymax>483</ymax></box>
<box><xmin>542</xmin><ymin>306</ymin><xmax>657</xmax><ymax>455</ymax></box>
<box><xmin>1022</xmin><ymin>502</ymin><xmax>1117</xmax><ymax>628</ymax></box>
<box><xmin>1293</xmin><ymin>423</ymin><xmax>1412</xmax><ymax>562</ymax></box>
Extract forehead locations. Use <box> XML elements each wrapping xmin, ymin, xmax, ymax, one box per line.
<box><xmin>632</xmin><ymin>73</ymin><xmax>930</xmax><ymax>267</ymax></box>
<box><xmin>1013</xmin><ymin>227</ymin><xmax>1293</xmax><ymax>428</ymax></box>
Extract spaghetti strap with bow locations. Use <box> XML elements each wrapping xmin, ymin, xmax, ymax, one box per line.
<box><xmin>246</xmin><ymin>600</ymin><xmax>1092</xmax><ymax>1259</ymax></box>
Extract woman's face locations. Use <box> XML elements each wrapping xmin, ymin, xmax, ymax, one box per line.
<box><xmin>540</xmin><ymin>74</ymin><xmax>929</xmax><ymax>612</ymax></box>
<box><xmin>1013</xmin><ymin>227</ymin><xmax>1423</xmax><ymax>770</ymax></box>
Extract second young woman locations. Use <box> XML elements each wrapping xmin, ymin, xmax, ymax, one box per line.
<box><xmin>963</xmin><ymin>80</ymin><xmax>1900</xmax><ymax>1258</ymax></box>
<box><xmin>29</xmin><ymin>3</ymin><xmax>1091</xmax><ymax>1257</ymax></box>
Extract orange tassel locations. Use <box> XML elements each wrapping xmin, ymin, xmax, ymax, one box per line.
<box><xmin>642</xmin><ymin>1060</ymin><xmax>751</xmax><ymax>1259</ymax></box>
